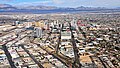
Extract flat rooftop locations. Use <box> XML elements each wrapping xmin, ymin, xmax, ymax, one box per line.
<box><xmin>80</xmin><ymin>55</ymin><xmax>92</xmax><ymax>63</ymax></box>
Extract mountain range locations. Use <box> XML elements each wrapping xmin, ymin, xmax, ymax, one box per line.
<box><xmin>0</xmin><ymin>4</ymin><xmax>17</xmax><ymax>10</ymax></box>
<box><xmin>0</xmin><ymin>4</ymin><xmax>58</xmax><ymax>10</ymax></box>
<box><xmin>0</xmin><ymin>4</ymin><xmax>120</xmax><ymax>13</ymax></box>
<box><xmin>0</xmin><ymin>4</ymin><xmax>110</xmax><ymax>10</ymax></box>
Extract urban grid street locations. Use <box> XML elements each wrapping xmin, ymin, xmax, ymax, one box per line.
<box><xmin>0</xmin><ymin>13</ymin><xmax>120</xmax><ymax>68</ymax></box>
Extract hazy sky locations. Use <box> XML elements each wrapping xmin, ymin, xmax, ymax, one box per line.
<box><xmin>0</xmin><ymin>0</ymin><xmax>120</xmax><ymax>8</ymax></box>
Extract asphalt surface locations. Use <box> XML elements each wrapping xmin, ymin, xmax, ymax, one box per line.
<box><xmin>69</xmin><ymin>23</ymin><xmax>81</xmax><ymax>68</ymax></box>
<box><xmin>55</xmin><ymin>24</ymin><xmax>64</xmax><ymax>53</ymax></box>
<box><xmin>20</xmin><ymin>44</ymin><xmax>44</xmax><ymax>68</ymax></box>
<box><xmin>2</xmin><ymin>45</ymin><xmax>17</xmax><ymax>68</ymax></box>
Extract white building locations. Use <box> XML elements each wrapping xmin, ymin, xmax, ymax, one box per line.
<box><xmin>24</xmin><ymin>22</ymin><xmax>33</xmax><ymax>28</ymax></box>
<box><xmin>61</xmin><ymin>31</ymin><xmax>71</xmax><ymax>40</ymax></box>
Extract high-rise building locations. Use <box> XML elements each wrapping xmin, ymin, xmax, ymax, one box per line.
<box><xmin>24</xmin><ymin>22</ymin><xmax>33</xmax><ymax>28</ymax></box>
<box><xmin>34</xmin><ymin>27</ymin><xmax>43</xmax><ymax>38</ymax></box>
<box><xmin>15</xmin><ymin>21</ymin><xmax>20</xmax><ymax>25</ymax></box>
<box><xmin>35</xmin><ymin>21</ymin><xmax>44</xmax><ymax>28</ymax></box>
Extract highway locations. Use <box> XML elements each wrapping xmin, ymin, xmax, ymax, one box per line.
<box><xmin>69</xmin><ymin>22</ymin><xmax>81</xmax><ymax>68</ymax></box>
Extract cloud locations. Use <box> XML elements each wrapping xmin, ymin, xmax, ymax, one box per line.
<box><xmin>1</xmin><ymin>0</ymin><xmax>120</xmax><ymax>8</ymax></box>
<box><xmin>50</xmin><ymin>0</ymin><xmax>120</xmax><ymax>7</ymax></box>
<box><xmin>52</xmin><ymin>0</ymin><xmax>63</xmax><ymax>4</ymax></box>
<box><xmin>15</xmin><ymin>0</ymin><xmax>52</xmax><ymax>6</ymax></box>
<box><xmin>0</xmin><ymin>0</ymin><xmax>14</xmax><ymax>1</ymax></box>
<box><xmin>78</xmin><ymin>0</ymin><xmax>120</xmax><ymax>7</ymax></box>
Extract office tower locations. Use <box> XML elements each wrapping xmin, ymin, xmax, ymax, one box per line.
<box><xmin>34</xmin><ymin>27</ymin><xmax>43</xmax><ymax>38</ymax></box>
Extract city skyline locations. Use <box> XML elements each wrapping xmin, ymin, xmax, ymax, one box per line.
<box><xmin>0</xmin><ymin>0</ymin><xmax>120</xmax><ymax>8</ymax></box>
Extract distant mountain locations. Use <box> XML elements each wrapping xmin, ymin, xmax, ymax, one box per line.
<box><xmin>71</xmin><ymin>6</ymin><xmax>108</xmax><ymax>11</ymax></box>
<box><xmin>0</xmin><ymin>4</ymin><xmax>120</xmax><ymax>13</ymax></box>
<box><xmin>0</xmin><ymin>4</ymin><xmax>16</xmax><ymax>10</ymax></box>
<box><xmin>116</xmin><ymin>7</ymin><xmax>120</xmax><ymax>9</ymax></box>
<box><xmin>17</xmin><ymin>5</ymin><xmax>57</xmax><ymax>10</ymax></box>
<box><xmin>0</xmin><ymin>4</ymin><xmax>109</xmax><ymax>10</ymax></box>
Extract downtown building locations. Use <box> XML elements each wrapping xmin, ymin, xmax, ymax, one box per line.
<box><xmin>34</xmin><ymin>27</ymin><xmax>43</xmax><ymax>38</ymax></box>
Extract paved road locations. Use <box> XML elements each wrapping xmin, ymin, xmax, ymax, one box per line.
<box><xmin>2</xmin><ymin>45</ymin><xmax>17</xmax><ymax>68</ymax></box>
<box><xmin>37</xmin><ymin>44</ymin><xmax>70</xmax><ymax>67</ymax></box>
<box><xmin>15</xmin><ymin>49</ymin><xmax>29</xmax><ymax>68</ymax></box>
<box><xmin>55</xmin><ymin>24</ymin><xmax>64</xmax><ymax>53</ymax></box>
<box><xmin>44</xmin><ymin>28</ymin><xmax>53</xmax><ymax>43</ymax></box>
<box><xmin>1</xmin><ymin>30</ymin><xmax>31</xmax><ymax>68</ymax></box>
<box><xmin>20</xmin><ymin>44</ymin><xmax>44</xmax><ymax>68</ymax></box>
<box><xmin>69</xmin><ymin>23</ymin><xmax>81</xmax><ymax>68</ymax></box>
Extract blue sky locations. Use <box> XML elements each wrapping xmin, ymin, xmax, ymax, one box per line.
<box><xmin>0</xmin><ymin>0</ymin><xmax>120</xmax><ymax>8</ymax></box>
